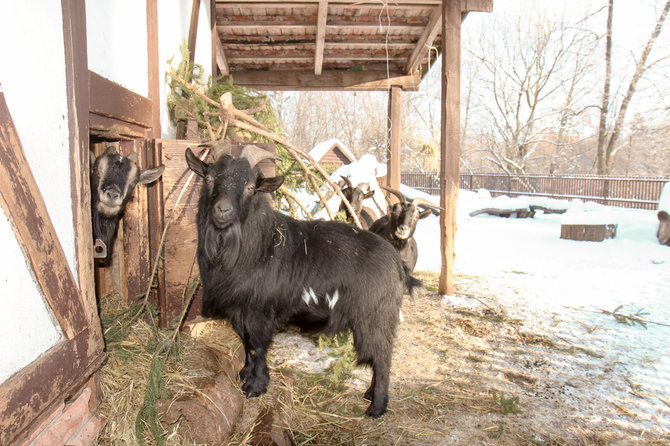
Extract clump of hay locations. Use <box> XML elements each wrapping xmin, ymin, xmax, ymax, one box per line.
<box><xmin>96</xmin><ymin>293</ymin><xmax>239</xmax><ymax>445</ymax></box>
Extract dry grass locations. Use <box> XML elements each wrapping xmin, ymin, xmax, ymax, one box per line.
<box><xmin>96</xmin><ymin>272</ymin><xmax>670</xmax><ymax>445</ymax></box>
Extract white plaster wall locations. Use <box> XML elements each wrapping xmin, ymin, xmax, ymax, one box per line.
<box><xmin>86</xmin><ymin>0</ymin><xmax>149</xmax><ymax>97</ymax></box>
<box><xmin>0</xmin><ymin>2</ymin><xmax>77</xmax><ymax>278</ymax></box>
<box><xmin>0</xmin><ymin>1</ymin><xmax>73</xmax><ymax>385</ymax></box>
<box><xmin>158</xmin><ymin>0</ymin><xmax>213</xmax><ymax>138</ymax></box>
<box><xmin>0</xmin><ymin>206</ymin><xmax>63</xmax><ymax>384</ymax></box>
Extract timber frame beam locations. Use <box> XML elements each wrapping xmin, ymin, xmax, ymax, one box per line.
<box><xmin>228</xmin><ymin>69</ymin><xmax>421</xmax><ymax>91</ymax></box>
<box><xmin>438</xmin><ymin>0</ymin><xmax>462</xmax><ymax>296</ymax></box>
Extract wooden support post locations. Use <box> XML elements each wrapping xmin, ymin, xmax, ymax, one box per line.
<box><xmin>177</xmin><ymin>0</ymin><xmax>201</xmax><ymax>139</ymax></box>
<box><xmin>438</xmin><ymin>0</ymin><xmax>461</xmax><ymax>296</ymax></box>
<box><xmin>187</xmin><ymin>0</ymin><xmax>200</xmax><ymax>63</ymax></box>
<box><xmin>387</xmin><ymin>86</ymin><xmax>402</xmax><ymax>192</ymax></box>
<box><xmin>147</xmin><ymin>0</ymin><xmax>161</xmax><ymax>139</ymax></box>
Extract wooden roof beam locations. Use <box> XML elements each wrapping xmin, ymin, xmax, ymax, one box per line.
<box><xmin>404</xmin><ymin>5</ymin><xmax>441</xmax><ymax>74</ymax></box>
<box><xmin>314</xmin><ymin>0</ymin><xmax>327</xmax><ymax>75</ymax></box>
<box><xmin>404</xmin><ymin>0</ymin><xmax>492</xmax><ymax>74</ymax></box>
<box><xmin>216</xmin><ymin>0</ymin><xmax>490</xmax><ymax>6</ymax></box>
<box><xmin>226</xmin><ymin>69</ymin><xmax>421</xmax><ymax>91</ymax></box>
<box><xmin>215</xmin><ymin>0</ymin><xmax>492</xmax><ymax>9</ymax></box>
<box><xmin>215</xmin><ymin>34</ymin><xmax>230</xmax><ymax>75</ymax></box>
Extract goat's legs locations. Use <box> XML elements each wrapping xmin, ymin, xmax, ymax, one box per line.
<box><xmin>237</xmin><ymin>314</ymin><xmax>273</xmax><ymax>398</ymax></box>
<box><xmin>364</xmin><ymin>358</ymin><xmax>390</xmax><ymax>417</ymax></box>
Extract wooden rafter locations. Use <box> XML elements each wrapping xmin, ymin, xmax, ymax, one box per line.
<box><xmin>314</xmin><ymin>0</ymin><xmax>328</xmax><ymax>75</ymax></box>
<box><xmin>215</xmin><ymin>0</ymin><xmax>491</xmax><ymax>7</ymax></box>
<box><xmin>215</xmin><ymin>33</ymin><xmax>230</xmax><ymax>75</ymax></box>
<box><xmin>404</xmin><ymin>5</ymin><xmax>441</xmax><ymax>74</ymax></box>
<box><xmin>226</xmin><ymin>69</ymin><xmax>420</xmax><ymax>91</ymax></box>
<box><xmin>187</xmin><ymin>0</ymin><xmax>200</xmax><ymax>63</ymax></box>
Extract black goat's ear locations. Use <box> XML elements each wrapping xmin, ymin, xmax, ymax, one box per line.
<box><xmin>659</xmin><ymin>210</ymin><xmax>669</xmax><ymax>222</ymax></box>
<box><xmin>256</xmin><ymin>176</ymin><xmax>284</xmax><ymax>193</ymax></box>
<box><xmin>364</xmin><ymin>190</ymin><xmax>375</xmax><ymax>199</ymax></box>
<box><xmin>419</xmin><ymin>208</ymin><xmax>433</xmax><ymax>219</ymax></box>
<box><xmin>138</xmin><ymin>165</ymin><xmax>165</xmax><ymax>185</ymax></box>
<box><xmin>185</xmin><ymin>148</ymin><xmax>207</xmax><ymax>178</ymax></box>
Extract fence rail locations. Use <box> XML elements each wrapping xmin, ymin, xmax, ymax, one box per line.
<box><xmin>400</xmin><ymin>172</ymin><xmax>668</xmax><ymax>210</ymax></box>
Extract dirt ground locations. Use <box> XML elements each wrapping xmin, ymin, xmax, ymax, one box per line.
<box><xmin>258</xmin><ymin>271</ymin><xmax>669</xmax><ymax>445</ymax></box>
<box><xmin>97</xmin><ymin>271</ymin><xmax>670</xmax><ymax>445</ymax></box>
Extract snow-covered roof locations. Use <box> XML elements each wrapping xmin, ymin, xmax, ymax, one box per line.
<box><xmin>309</xmin><ymin>138</ymin><xmax>357</xmax><ymax>164</ymax></box>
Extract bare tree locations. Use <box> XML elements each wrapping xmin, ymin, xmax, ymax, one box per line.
<box><xmin>466</xmin><ymin>5</ymin><xmax>600</xmax><ymax>175</ymax></box>
<box><xmin>596</xmin><ymin>0</ymin><xmax>670</xmax><ymax>174</ymax></box>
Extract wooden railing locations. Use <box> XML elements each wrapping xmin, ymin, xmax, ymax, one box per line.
<box><xmin>400</xmin><ymin>172</ymin><xmax>667</xmax><ymax>210</ymax></box>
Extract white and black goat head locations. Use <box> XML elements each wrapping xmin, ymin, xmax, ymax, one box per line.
<box><xmin>658</xmin><ymin>210</ymin><xmax>670</xmax><ymax>246</ymax></box>
<box><xmin>368</xmin><ymin>186</ymin><xmax>439</xmax><ymax>271</ymax></box>
<box><xmin>381</xmin><ymin>186</ymin><xmax>435</xmax><ymax>241</ymax></box>
<box><xmin>90</xmin><ymin>145</ymin><xmax>164</xmax><ymax>263</ymax></box>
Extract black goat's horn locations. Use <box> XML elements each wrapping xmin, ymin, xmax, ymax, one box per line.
<box><xmin>379</xmin><ymin>185</ymin><xmax>406</xmax><ymax>203</ymax></box>
<box><xmin>240</xmin><ymin>144</ymin><xmax>281</xmax><ymax>168</ymax></box>
<box><xmin>199</xmin><ymin>140</ymin><xmax>232</xmax><ymax>161</ymax></box>
<box><xmin>411</xmin><ymin>197</ymin><xmax>443</xmax><ymax>211</ymax></box>
<box><xmin>340</xmin><ymin>175</ymin><xmax>353</xmax><ymax>188</ymax></box>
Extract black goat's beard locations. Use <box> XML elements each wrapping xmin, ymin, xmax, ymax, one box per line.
<box><xmin>202</xmin><ymin>221</ymin><xmax>242</xmax><ymax>269</ymax></box>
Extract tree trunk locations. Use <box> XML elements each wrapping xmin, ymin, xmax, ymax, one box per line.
<box><xmin>597</xmin><ymin>0</ymin><xmax>670</xmax><ymax>174</ymax></box>
<box><xmin>596</xmin><ymin>0</ymin><xmax>613</xmax><ymax>174</ymax></box>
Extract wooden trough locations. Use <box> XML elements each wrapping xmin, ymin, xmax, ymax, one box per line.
<box><xmin>560</xmin><ymin>224</ymin><xmax>618</xmax><ymax>242</ymax></box>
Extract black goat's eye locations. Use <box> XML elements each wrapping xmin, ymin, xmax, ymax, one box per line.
<box><xmin>247</xmin><ymin>183</ymin><xmax>255</xmax><ymax>193</ymax></box>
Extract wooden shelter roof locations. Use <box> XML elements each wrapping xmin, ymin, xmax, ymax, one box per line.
<box><xmin>213</xmin><ymin>0</ymin><xmax>493</xmax><ymax>91</ymax></box>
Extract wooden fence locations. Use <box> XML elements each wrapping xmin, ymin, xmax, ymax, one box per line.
<box><xmin>400</xmin><ymin>172</ymin><xmax>668</xmax><ymax>210</ymax></box>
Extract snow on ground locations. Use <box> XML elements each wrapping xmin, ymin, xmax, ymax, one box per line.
<box><xmin>413</xmin><ymin>189</ymin><xmax>670</xmax><ymax>433</ymax></box>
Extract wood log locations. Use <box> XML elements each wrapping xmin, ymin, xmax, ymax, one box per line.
<box><xmin>560</xmin><ymin>224</ymin><xmax>617</xmax><ymax>242</ymax></box>
<box><xmin>469</xmin><ymin>208</ymin><xmax>535</xmax><ymax>218</ymax></box>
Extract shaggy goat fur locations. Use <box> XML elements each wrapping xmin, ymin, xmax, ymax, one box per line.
<box><xmin>186</xmin><ymin>147</ymin><xmax>420</xmax><ymax>417</ymax></box>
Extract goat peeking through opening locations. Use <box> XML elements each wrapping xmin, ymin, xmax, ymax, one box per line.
<box><xmin>185</xmin><ymin>144</ymin><xmax>420</xmax><ymax>417</ymax></box>
<box><xmin>90</xmin><ymin>145</ymin><xmax>164</xmax><ymax>265</ymax></box>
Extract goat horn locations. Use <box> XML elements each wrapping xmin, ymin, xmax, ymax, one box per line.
<box><xmin>411</xmin><ymin>197</ymin><xmax>443</xmax><ymax>211</ymax></box>
<box><xmin>198</xmin><ymin>140</ymin><xmax>232</xmax><ymax>161</ymax></box>
<box><xmin>340</xmin><ymin>175</ymin><xmax>353</xmax><ymax>188</ymax></box>
<box><xmin>240</xmin><ymin>144</ymin><xmax>281</xmax><ymax>168</ymax></box>
<box><xmin>379</xmin><ymin>185</ymin><xmax>407</xmax><ymax>203</ymax></box>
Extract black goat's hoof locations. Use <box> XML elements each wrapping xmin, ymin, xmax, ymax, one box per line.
<box><xmin>239</xmin><ymin>368</ymin><xmax>252</xmax><ymax>383</ymax></box>
<box><xmin>365</xmin><ymin>403</ymin><xmax>387</xmax><ymax>418</ymax></box>
<box><xmin>242</xmin><ymin>380</ymin><xmax>268</xmax><ymax>398</ymax></box>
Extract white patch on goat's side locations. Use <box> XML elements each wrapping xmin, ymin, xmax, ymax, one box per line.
<box><xmin>302</xmin><ymin>288</ymin><xmax>311</xmax><ymax>305</ymax></box>
<box><xmin>302</xmin><ymin>287</ymin><xmax>318</xmax><ymax>306</ymax></box>
<box><xmin>309</xmin><ymin>288</ymin><xmax>318</xmax><ymax>305</ymax></box>
<box><xmin>326</xmin><ymin>289</ymin><xmax>339</xmax><ymax>309</ymax></box>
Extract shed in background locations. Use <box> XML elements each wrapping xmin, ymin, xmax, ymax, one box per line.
<box><xmin>309</xmin><ymin>138</ymin><xmax>357</xmax><ymax>168</ymax></box>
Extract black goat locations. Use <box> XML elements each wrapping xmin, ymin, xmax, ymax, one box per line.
<box><xmin>369</xmin><ymin>186</ymin><xmax>438</xmax><ymax>272</ymax></box>
<box><xmin>185</xmin><ymin>145</ymin><xmax>420</xmax><ymax>417</ymax></box>
<box><xmin>338</xmin><ymin>176</ymin><xmax>376</xmax><ymax>229</ymax></box>
<box><xmin>90</xmin><ymin>145</ymin><xmax>164</xmax><ymax>264</ymax></box>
